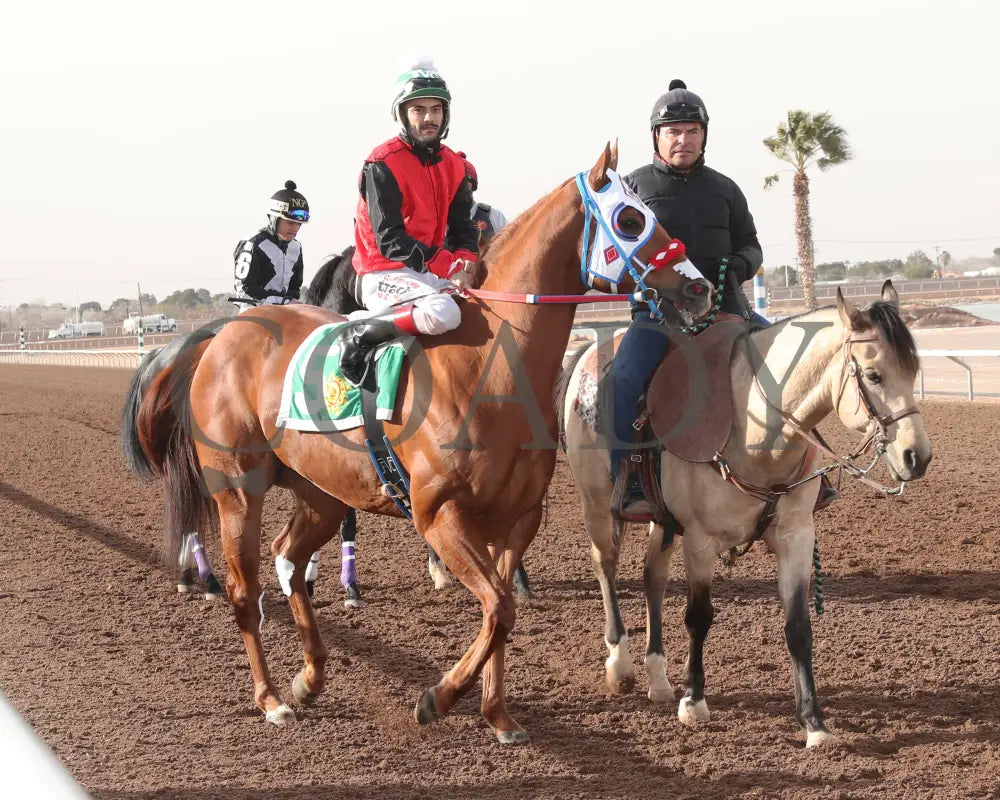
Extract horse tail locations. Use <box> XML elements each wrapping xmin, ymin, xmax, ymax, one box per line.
<box><xmin>120</xmin><ymin>348</ymin><xmax>165</xmax><ymax>480</ymax></box>
<box><xmin>554</xmin><ymin>339</ymin><xmax>594</xmax><ymax>450</ymax></box>
<box><xmin>120</xmin><ymin>327</ymin><xmax>220</xmax><ymax>481</ymax></box>
<box><xmin>302</xmin><ymin>245</ymin><xmax>360</xmax><ymax>314</ymax></box>
<box><xmin>134</xmin><ymin>335</ymin><xmax>217</xmax><ymax>573</ymax></box>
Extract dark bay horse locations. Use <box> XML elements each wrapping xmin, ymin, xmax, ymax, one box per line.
<box><xmin>563</xmin><ymin>282</ymin><xmax>932</xmax><ymax>747</ymax></box>
<box><xmin>123</xmin><ymin>143</ymin><xmax>713</xmax><ymax>743</ymax></box>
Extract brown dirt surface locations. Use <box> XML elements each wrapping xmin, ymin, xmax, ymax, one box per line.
<box><xmin>1</xmin><ymin>364</ymin><xmax>998</xmax><ymax>800</ymax></box>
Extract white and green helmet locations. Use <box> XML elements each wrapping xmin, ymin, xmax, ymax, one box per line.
<box><xmin>391</xmin><ymin>60</ymin><xmax>452</xmax><ymax>139</ymax></box>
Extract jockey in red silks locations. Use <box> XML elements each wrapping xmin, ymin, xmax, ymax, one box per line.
<box><xmin>341</xmin><ymin>59</ymin><xmax>480</xmax><ymax>386</ymax></box>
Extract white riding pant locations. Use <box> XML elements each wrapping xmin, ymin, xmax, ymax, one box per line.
<box><xmin>352</xmin><ymin>269</ymin><xmax>462</xmax><ymax>335</ymax></box>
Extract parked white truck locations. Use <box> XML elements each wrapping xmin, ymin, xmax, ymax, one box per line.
<box><xmin>47</xmin><ymin>322</ymin><xmax>105</xmax><ymax>339</ymax></box>
<box><xmin>122</xmin><ymin>314</ymin><xmax>177</xmax><ymax>334</ymax></box>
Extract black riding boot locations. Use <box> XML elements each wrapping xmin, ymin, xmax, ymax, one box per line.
<box><xmin>814</xmin><ymin>473</ymin><xmax>840</xmax><ymax>512</ymax></box>
<box><xmin>339</xmin><ymin>320</ymin><xmax>399</xmax><ymax>387</ymax></box>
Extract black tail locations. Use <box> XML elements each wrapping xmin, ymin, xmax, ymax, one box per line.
<box><xmin>120</xmin><ymin>327</ymin><xmax>219</xmax><ymax>480</ymax></box>
<box><xmin>130</xmin><ymin>332</ymin><xmax>218</xmax><ymax>572</ymax></box>
<box><xmin>302</xmin><ymin>245</ymin><xmax>360</xmax><ymax>314</ymax></box>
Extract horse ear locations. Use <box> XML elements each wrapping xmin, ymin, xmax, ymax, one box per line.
<box><xmin>837</xmin><ymin>287</ymin><xmax>857</xmax><ymax>328</ymax></box>
<box><xmin>587</xmin><ymin>142</ymin><xmax>614</xmax><ymax>191</ymax></box>
<box><xmin>881</xmin><ymin>279</ymin><xmax>899</xmax><ymax>307</ymax></box>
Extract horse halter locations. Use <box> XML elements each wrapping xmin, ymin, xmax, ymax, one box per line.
<box><xmin>834</xmin><ymin>333</ymin><xmax>921</xmax><ymax>459</ymax></box>
<box><xmin>574</xmin><ymin>169</ymin><xmax>701</xmax><ymax>320</ymax></box>
<box><xmin>740</xmin><ymin>329</ymin><xmax>922</xmax><ymax>499</ymax></box>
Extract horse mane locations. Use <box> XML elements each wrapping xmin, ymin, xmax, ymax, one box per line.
<box><xmin>481</xmin><ymin>178</ymin><xmax>574</xmax><ymax>270</ymax></box>
<box><xmin>302</xmin><ymin>246</ymin><xmax>359</xmax><ymax>313</ymax></box>
<box><xmin>858</xmin><ymin>301</ymin><xmax>921</xmax><ymax>374</ymax></box>
<box><xmin>750</xmin><ymin>301</ymin><xmax>920</xmax><ymax>374</ymax></box>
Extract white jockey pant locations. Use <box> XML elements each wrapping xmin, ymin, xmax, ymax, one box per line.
<box><xmin>354</xmin><ymin>269</ymin><xmax>461</xmax><ymax>335</ymax></box>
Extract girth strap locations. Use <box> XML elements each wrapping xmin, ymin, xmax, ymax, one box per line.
<box><xmin>360</xmin><ymin>369</ymin><xmax>412</xmax><ymax>519</ymax></box>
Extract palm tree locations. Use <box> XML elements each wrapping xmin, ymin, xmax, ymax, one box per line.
<box><xmin>763</xmin><ymin>111</ymin><xmax>852</xmax><ymax>309</ymax></box>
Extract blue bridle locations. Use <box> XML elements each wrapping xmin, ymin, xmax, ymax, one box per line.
<box><xmin>575</xmin><ymin>171</ymin><xmax>665</xmax><ymax>321</ymax></box>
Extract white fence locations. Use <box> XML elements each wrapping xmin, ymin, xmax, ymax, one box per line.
<box><xmin>2</xmin><ymin>335</ymin><xmax>999</xmax><ymax>401</ymax></box>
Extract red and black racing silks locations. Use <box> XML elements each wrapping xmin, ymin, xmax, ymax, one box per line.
<box><xmin>352</xmin><ymin>136</ymin><xmax>479</xmax><ymax>278</ymax></box>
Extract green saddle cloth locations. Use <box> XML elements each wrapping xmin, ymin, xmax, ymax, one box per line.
<box><xmin>276</xmin><ymin>322</ymin><xmax>406</xmax><ymax>432</ymax></box>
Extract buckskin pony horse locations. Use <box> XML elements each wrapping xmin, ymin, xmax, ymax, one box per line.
<box><xmin>561</xmin><ymin>281</ymin><xmax>931</xmax><ymax>747</ymax></box>
<box><xmin>121</xmin><ymin>143</ymin><xmax>713</xmax><ymax>744</ymax></box>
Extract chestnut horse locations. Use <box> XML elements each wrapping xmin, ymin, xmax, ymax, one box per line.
<box><xmin>123</xmin><ymin>143</ymin><xmax>713</xmax><ymax>744</ymax></box>
<box><xmin>562</xmin><ymin>282</ymin><xmax>932</xmax><ymax>747</ymax></box>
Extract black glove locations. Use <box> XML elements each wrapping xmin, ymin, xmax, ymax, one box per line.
<box><xmin>724</xmin><ymin>254</ymin><xmax>750</xmax><ymax>285</ymax></box>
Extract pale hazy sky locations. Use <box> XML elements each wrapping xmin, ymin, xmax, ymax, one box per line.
<box><xmin>2</xmin><ymin>0</ymin><xmax>997</xmax><ymax>308</ymax></box>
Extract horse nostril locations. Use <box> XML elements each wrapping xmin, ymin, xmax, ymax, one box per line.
<box><xmin>686</xmin><ymin>280</ymin><xmax>710</xmax><ymax>297</ymax></box>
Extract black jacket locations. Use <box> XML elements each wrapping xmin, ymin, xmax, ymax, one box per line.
<box><xmin>625</xmin><ymin>157</ymin><xmax>763</xmax><ymax>316</ymax></box>
<box><xmin>233</xmin><ymin>228</ymin><xmax>303</xmax><ymax>303</ymax></box>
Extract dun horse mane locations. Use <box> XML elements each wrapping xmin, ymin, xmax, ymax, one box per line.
<box><xmin>752</xmin><ymin>301</ymin><xmax>919</xmax><ymax>375</ymax></box>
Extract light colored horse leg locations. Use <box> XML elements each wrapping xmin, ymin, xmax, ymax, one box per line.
<box><xmin>678</xmin><ymin>531</ymin><xmax>714</xmax><ymax>726</ymax></box>
<box><xmin>770</xmin><ymin>522</ymin><xmax>835</xmax><ymax>747</ymax></box>
<box><xmin>565</xmin><ymin>399</ymin><xmax>635</xmax><ymax>694</ymax></box>
<box><xmin>643</xmin><ymin>522</ymin><xmax>677</xmax><ymax>703</ymax></box>
<box><xmin>582</xmin><ymin>472</ymin><xmax>634</xmax><ymax>693</ymax></box>
<box><xmin>216</xmin><ymin>489</ymin><xmax>295</xmax><ymax>726</ymax></box>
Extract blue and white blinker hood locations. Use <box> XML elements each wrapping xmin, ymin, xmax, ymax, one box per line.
<box><xmin>576</xmin><ymin>168</ymin><xmax>702</xmax><ymax>319</ymax></box>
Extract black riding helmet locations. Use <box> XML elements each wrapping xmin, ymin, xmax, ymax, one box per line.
<box><xmin>649</xmin><ymin>79</ymin><xmax>709</xmax><ymax>151</ymax></box>
<box><xmin>268</xmin><ymin>180</ymin><xmax>310</xmax><ymax>233</ymax></box>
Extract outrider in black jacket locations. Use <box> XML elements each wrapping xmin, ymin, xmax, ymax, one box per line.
<box><xmin>232</xmin><ymin>228</ymin><xmax>304</xmax><ymax>304</ymax></box>
<box><xmin>625</xmin><ymin>156</ymin><xmax>763</xmax><ymax>316</ymax></box>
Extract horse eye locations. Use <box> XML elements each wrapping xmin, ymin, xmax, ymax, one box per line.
<box><xmin>865</xmin><ymin>370</ymin><xmax>882</xmax><ymax>385</ymax></box>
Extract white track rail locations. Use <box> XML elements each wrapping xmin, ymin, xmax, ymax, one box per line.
<box><xmin>2</xmin><ymin>338</ymin><xmax>998</xmax><ymax>399</ymax></box>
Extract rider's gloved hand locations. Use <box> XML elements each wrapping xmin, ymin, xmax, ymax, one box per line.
<box><xmin>449</xmin><ymin>259</ymin><xmax>477</xmax><ymax>291</ymax></box>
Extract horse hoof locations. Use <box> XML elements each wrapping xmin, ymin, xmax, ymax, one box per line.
<box><xmin>306</xmin><ymin>580</ymin><xmax>315</xmax><ymax>599</ymax></box>
<box><xmin>806</xmin><ymin>729</ymin><xmax>837</xmax><ymax>748</ymax></box>
<box><xmin>644</xmin><ymin>653</ymin><xmax>674</xmax><ymax>704</ymax></box>
<box><xmin>177</xmin><ymin>568</ymin><xmax>195</xmax><ymax>594</ymax></box>
<box><xmin>495</xmin><ymin>729</ymin><xmax>531</xmax><ymax>745</ymax></box>
<box><xmin>265</xmin><ymin>704</ymin><xmax>296</xmax><ymax>726</ymax></box>
<box><xmin>648</xmin><ymin>684</ymin><xmax>675</xmax><ymax>704</ymax></box>
<box><xmin>343</xmin><ymin>584</ymin><xmax>363</xmax><ymax>609</ymax></box>
<box><xmin>204</xmin><ymin>574</ymin><xmax>225</xmax><ymax>599</ymax></box>
<box><xmin>606</xmin><ymin>672</ymin><xmax>635</xmax><ymax>695</ymax></box>
<box><xmin>678</xmin><ymin>696</ymin><xmax>710</xmax><ymax>726</ymax></box>
<box><xmin>414</xmin><ymin>688</ymin><xmax>440</xmax><ymax>725</ymax></box>
<box><xmin>292</xmin><ymin>673</ymin><xmax>319</xmax><ymax>707</ymax></box>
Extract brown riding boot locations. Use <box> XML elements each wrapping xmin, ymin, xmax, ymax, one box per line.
<box><xmin>611</xmin><ymin>458</ymin><xmax>656</xmax><ymax>523</ymax></box>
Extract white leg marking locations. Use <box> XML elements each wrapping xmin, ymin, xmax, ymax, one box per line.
<box><xmin>806</xmin><ymin>729</ymin><xmax>837</xmax><ymax>748</ymax></box>
<box><xmin>678</xmin><ymin>696</ymin><xmax>710</xmax><ymax>726</ymax></box>
<box><xmin>427</xmin><ymin>554</ymin><xmax>451</xmax><ymax>589</ymax></box>
<box><xmin>605</xmin><ymin>635</ymin><xmax>636</xmax><ymax>691</ymax></box>
<box><xmin>274</xmin><ymin>554</ymin><xmax>295</xmax><ymax>597</ymax></box>
<box><xmin>265</xmin><ymin>704</ymin><xmax>296</xmax><ymax>726</ymax></box>
<box><xmin>644</xmin><ymin>652</ymin><xmax>674</xmax><ymax>703</ymax></box>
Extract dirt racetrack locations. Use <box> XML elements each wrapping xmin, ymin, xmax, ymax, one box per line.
<box><xmin>1</xmin><ymin>364</ymin><xmax>998</xmax><ymax>800</ymax></box>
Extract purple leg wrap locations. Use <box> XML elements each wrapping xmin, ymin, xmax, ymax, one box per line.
<box><xmin>340</xmin><ymin>542</ymin><xmax>357</xmax><ymax>588</ymax></box>
<box><xmin>192</xmin><ymin>538</ymin><xmax>213</xmax><ymax>583</ymax></box>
